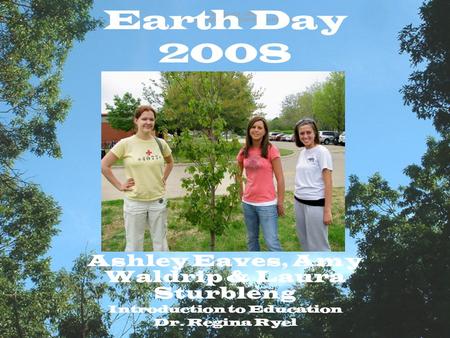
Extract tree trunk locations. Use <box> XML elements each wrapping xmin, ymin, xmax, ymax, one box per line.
<box><xmin>12</xmin><ymin>293</ymin><xmax>25</xmax><ymax>338</ymax></box>
<box><xmin>209</xmin><ymin>141</ymin><xmax>216</xmax><ymax>251</ymax></box>
<box><xmin>80</xmin><ymin>279</ymin><xmax>86</xmax><ymax>338</ymax></box>
<box><xmin>210</xmin><ymin>230</ymin><xmax>216</xmax><ymax>251</ymax></box>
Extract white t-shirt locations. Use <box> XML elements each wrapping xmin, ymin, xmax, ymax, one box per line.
<box><xmin>294</xmin><ymin>145</ymin><xmax>333</xmax><ymax>200</ymax></box>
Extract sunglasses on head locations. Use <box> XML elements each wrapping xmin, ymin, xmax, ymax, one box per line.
<box><xmin>296</xmin><ymin>118</ymin><xmax>316</xmax><ymax>127</ymax></box>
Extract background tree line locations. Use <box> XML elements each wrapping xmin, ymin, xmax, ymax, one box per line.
<box><xmin>1</xmin><ymin>0</ymin><xmax>449</xmax><ymax>337</ymax></box>
<box><xmin>106</xmin><ymin>72</ymin><xmax>262</xmax><ymax>136</ymax></box>
<box><xmin>269</xmin><ymin>72</ymin><xmax>345</xmax><ymax>132</ymax></box>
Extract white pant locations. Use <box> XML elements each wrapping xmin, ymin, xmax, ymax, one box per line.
<box><xmin>123</xmin><ymin>197</ymin><xmax>169</xmax><ymax>251</ymax></box>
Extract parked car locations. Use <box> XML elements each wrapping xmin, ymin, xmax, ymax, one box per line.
<box><xmin>282</xmin><ymin>134</ymin><xmax>294</xmax><ymax>142</ymax></box>
<box><xmin>275</xmin><ymin>133</ymin><xmax>286</xmax><ymax>141</ymax></box>
<box><xmin>319</xmin><ymin>131</ymin><xmax>339</xmax><ymax>145</ymax></box>
<box><xmin>269</xmin><ymin>132</ymin><xmax>282</xmax><ymax>141</ymax></box>
<box><xmin>338</xmin><ymin>131</ymin><xmax>345</xmax><ymax>145</ymax></box>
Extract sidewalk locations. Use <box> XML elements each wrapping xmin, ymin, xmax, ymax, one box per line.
<box><xmin>102</xmin><ymin>143</ymin><xmax>345</xmax><ymax>201</ymax></box>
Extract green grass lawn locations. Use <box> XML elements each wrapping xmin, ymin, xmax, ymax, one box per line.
<box><xmin>279</xmin><ymin>148</ymin><xmax>294</xmax><ymax>156</ymax></box>
<box><xmin>102</xmin><ymin>189</ymin><xmax>344</xmax><ymax>252</ymax></box>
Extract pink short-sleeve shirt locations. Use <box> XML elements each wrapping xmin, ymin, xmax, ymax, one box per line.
<box><xmin>237</xmin><ymin>144</ymin><xmax>280</xmax><ymax>204</ymax></box>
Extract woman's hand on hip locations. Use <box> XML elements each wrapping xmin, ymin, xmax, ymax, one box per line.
<box><xmin>120</xmin><ymin>178</ymin><xmax>135</xmax><ymax>191</ymax></box>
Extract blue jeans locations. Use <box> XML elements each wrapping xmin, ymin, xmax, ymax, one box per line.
<box><xmin>242</xmin><ymin>203</ymin><xmax>282</xmax><ymax>251</ymax></box>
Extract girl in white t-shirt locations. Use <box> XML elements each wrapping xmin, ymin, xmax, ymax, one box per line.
<box><xmin>293</xmin><ymin>118</ymin><xmax>333</xmax><ymax>251</ymax></box>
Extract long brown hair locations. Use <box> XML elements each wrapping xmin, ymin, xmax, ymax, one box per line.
<box><xmin>243</xmin><ymin>116</ymin><xmax>270</xmax><ymax>158</ymax></box>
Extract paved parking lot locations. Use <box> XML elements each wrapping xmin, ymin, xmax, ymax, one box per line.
<box><xmin>101</xmin><ymin>141</ymin><xmax>345</xmax><ymax>201</ymax></box>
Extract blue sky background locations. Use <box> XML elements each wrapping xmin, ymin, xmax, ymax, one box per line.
<box><xmin>17</xmin><ymin>0</ymin><xmax>435</xmax><ymax>277</ymax></box>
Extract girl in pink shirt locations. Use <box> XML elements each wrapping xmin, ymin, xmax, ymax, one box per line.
<box><xmin>237</xmin><ymin>117</ymin><xmax>285</xmax><ymax>251</ymax></box>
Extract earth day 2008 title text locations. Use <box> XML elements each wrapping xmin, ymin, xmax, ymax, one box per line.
<box><xmin>104</xmin><ymin>10</ymin><xmax>348</xmax><ymax>64</ymax></box>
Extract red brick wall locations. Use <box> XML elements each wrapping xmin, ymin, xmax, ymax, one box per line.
<box><xmin>101</xmin><ymin>122</ymin><xmax>134</xmax><ymax>148</ymax></box>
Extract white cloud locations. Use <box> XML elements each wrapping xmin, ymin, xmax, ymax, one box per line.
<box><xmin>101</xmin><ymin>71</ymin><xmax>160</xmax><ymax>113</ymax></box>
<box><xmin>248</xmin><ymin>71</ymin><xmax>331</xmax><ymax>119</ymax></box>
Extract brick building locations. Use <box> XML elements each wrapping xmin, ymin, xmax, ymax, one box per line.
<box><xmin>101</xmin><ymin>112</ymin><xmax>134</xmax><ymax>150</ymax></box>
